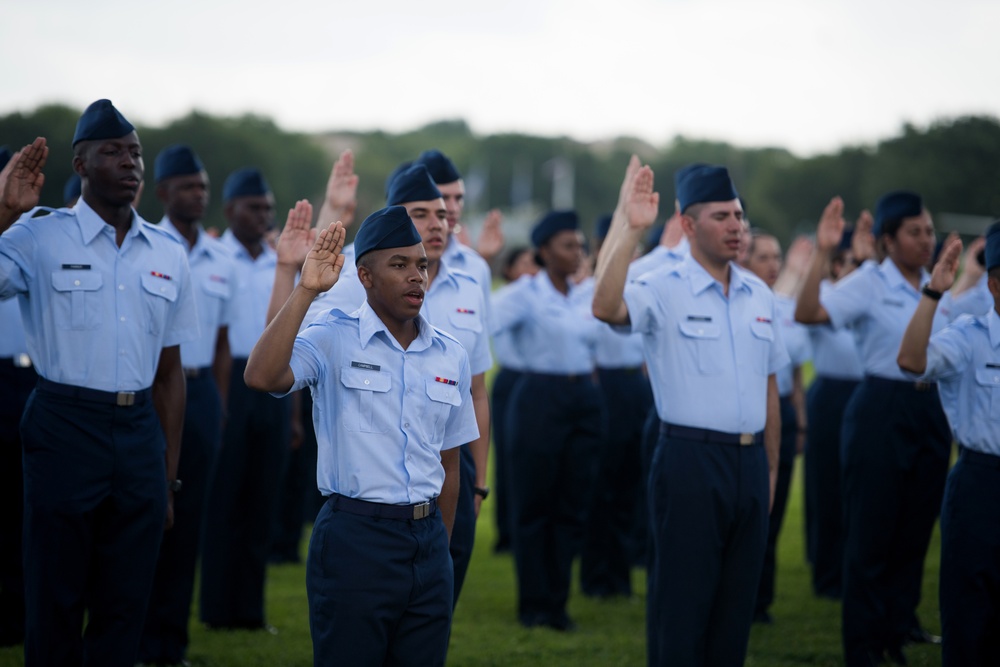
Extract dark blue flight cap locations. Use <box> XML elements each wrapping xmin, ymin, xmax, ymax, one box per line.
<box><xmin>354</xmin><ymin>205</ymin><xmax>423</xmax><ymax>265</ymax></box>
<box><xmin>675</xmin><ymin>164</ymin><xmax>739</xmax><ymax>213</ymax></box>
<box><xmin>414</xmin><ymin>149</ymin><xmax>461</xmax><ymax>184</ymax></box>
<box><xmin>531</xmin><ymin>210</ymin><xmax>579</xmax><ymax>248</ymax></box>
<box><xmin>0</xmin><ymin>146</ymin><xmax>11</xmax><ymax>171</ymax></box>
<box><xmin>387</xmin><ymin>164</ymin><xmax>442</xmax><ymax>206</ymax></box>
<box><xmin>154</xmin><ymin>145</ymin><xmax>205</xmax><ymax>183</ymax></box>
<box><xmin>72</xmin><ymin>99</ymin><xmax>135</xmax><ymax>146</ymax></box>
<box><xmin>595</xmin><ymin>213</ymin><xmax>613</xmax><ymax>241</ymax></box>
<box><xmin>985</xmin><ymin>220</ymin><xmax>1000</xmax><ymax>272</ymax></box>
<box><xmin>874</xmin><ymin>190</ymin><xmax>922</xmax><ymax>237</ymax></box>
<box><xmin>223</xmin><ymin>167</ymin><xmax>271</xmax><ymax>202</ymax></box>
<box><xmin>63</xmin><ymin>174</ymin><xmax>82</xmax><ymax>206</ymax></box>
<box><xmin>384</xmin><ymin>160</ymin><xmax>413</xmax><ymax>199</ymax></box>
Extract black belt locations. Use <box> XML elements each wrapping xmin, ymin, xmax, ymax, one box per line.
<box><xmin>327</xmin><ymin>493</ymin><xmax>437</xmax><ymax>520</ymax></box>
<box><xmin>184</xmin><ymin>366</ymin><xmax>212</xmax><ymax>379</ymax></box>
<box><xmin>960</xmin><ymin>446</ymin><xmax>1000</xmax><ymax>469</ymax></box>
<box><xmin>597</xmin><ymin>366</ymin><xmax>644</xmax><ymax>375</ymax></box>
<box><xmin>527</xmin><ymin>371</ymin><xmax>592</xmax><ymax>383</ymax></box>
<box><xmin>37</xmin><ymin>377</ymin><xmax>152</xmax><ymax>407</ymax></box>
<box><xmin>865</xmin><ymin>375</ymin><xmax>936</xmax><ymax>392</ymax></box>
<box><xmin>660</xmin><ymin>422</ymin><xmax>763</xmax><ymax>447</ymax></box>
<box><xmin>0</xmin><ymin>354</ymin><xmax>33</xmax><ymax>369</ymax></box>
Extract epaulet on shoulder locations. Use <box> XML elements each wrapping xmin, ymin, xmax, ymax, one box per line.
<box><xmin>450</xmin><ymin>267</ymin><xmax>480</xmax><ymax>285</ymax></box>
<box><xmin>142</xmin><ymin>221</ymin><xmax>184</xmax><ymax>245</ymax></box>
<box><xmin>733</xmin><ymin>264</ymin><xmax>768</xmax><ymax>290</ymax></box>
<box><xmin>431</xmin><ymin>324</ymin><xmax>462</xmax><ymax>346</ymax></box>
<box><xmin>27</xmin><ymin>205</ymin><xmax>68</xmax><ymax>220</ymax></box>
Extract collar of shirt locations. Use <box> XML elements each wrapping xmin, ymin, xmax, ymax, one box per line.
<box><xmin>73</xmin><ymin>198</ymin><xmax>149</xmax><ymax>247</ymax></box>
<box><xmin>356</xmin><ymin>300</ymin><xmax>441</xmax><ymax>354</ymax></box>
<box><xmin>159</xmin><ymin>216</ymin><xmax>216</xmax><ymax>260</ymax></box>
<box><xmin>533</xmin><ymin>268</ymin><xmax>582</xmax><ymax>301</ymax></box>
<box><xmin>680</xmin><ymin>255</ymin><xmax>754</xmax><ymax>297</ymax></box>
<box><xmin>220</xmin><ymin>228</ymin><xmax>276</xmax><ymax>264</ymax></box>
<box><xmin>878</xmin><ymin>257</ymin><xmax>929</xmax><ymax>294</ymax></box>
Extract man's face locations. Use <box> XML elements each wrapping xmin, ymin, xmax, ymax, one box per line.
<box><xmin>745</xmin><ymin>235</ymin><xmax>782</xmax><ymax>288</ymax></box>
<box><xmin>76</xmin><ymin>131</ymin><xmax>144</xmax><ymax>207</ymax></box>
<box><xmin>683</xmin><ymin>200</ymin><xmax>745</xmax><ymax>265</ymax></box>
<box><xmin>358</xmin><ymin>244</ymin><xmax>429</xmax><ymax>323</ymax></box>
<box><xmin>403</xmin><ymin>198</ymin><xmax>448</xmax><ymax>263</ymax></box>
<box><xmin>436</xmin><ymin>180</ymin><xmax>465</xmax><ymax>232</ymax></box>
<box><xmin>225</xmin><ymin>193</ymin><xmax>275</xmax><ymax>245</ymax></box>
<box><xmin>160</xmin><ymin>171</ymin><xmax>209</xmax><ymax>225</ymax></box>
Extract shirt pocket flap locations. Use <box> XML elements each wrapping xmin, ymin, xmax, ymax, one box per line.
<box><xmin>426</xmin><ymin>380</ymin><xmax>462</xmax><ymax>406</ymax></box>
<box><xmin>201</xmin><ymin>279</ymin><xmax>231</xmax><ymax>300</ymax></box>
<box><xmin>448</xmin><ymin>310</ymin><xmax>483</xmax><ymax>332</ymax></box>
<box><xmin>678</xmin><ymin>321</ymin><xmax>721</xmax><ymax>339</ymax></box>
<box><xmin>51</xmin><ymin>270</ymin><xmax>102</xmax><ymax>292</ymax></box>
<box><xmin>141</xmin><ymin>273</ymin><xmax>178</xmax><ymax>302</ymax></box>
<box><xmin>974</xmin><ymin>368</ymin><xmax>1000</xmax><ymax>388</ymax></box>
<box><xmin>340</xmin><ymin>367</ymin><xmax>391</xmax><ymax>392</ymax></box>
<box><xmin>750</xmin><ymin>320</ymin><xmax>775</xmax><ymax>341</ymax></box>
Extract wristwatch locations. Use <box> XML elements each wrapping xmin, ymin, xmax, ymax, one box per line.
<box><xmin>921</xmin><ymin>285</ymin><xmax>943</xmax><ymax>301</ymax></box>
<box><xmin>168</xmin><ymin>479</ymin><xmax>183</xmax><ymax>493</ymax></box>
<box><xmin>473</xmin><ymin>485</ymin><xmax>490</xmax><ymax>500</ymax></box>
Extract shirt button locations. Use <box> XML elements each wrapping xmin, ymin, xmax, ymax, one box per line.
<box><xmin>404</xmin><ymin>422</ymin><xmax>410</xmax><ymax>428</ymax></box>
<box><xmin>160</xmin><ymin>287</ymin><xmax>166</xmax><ymax>292</ymax></box>
<box><xmin>120</xmin><ymin>316</ymin><xmax>126</xmax><ymax>322</ymax></box>
<box><xmin>74</xmin><ymin>280</ymin><xmax>81</xmax><ymax>286</ymax></box>
<box><xmin>118</xmin><ymin>284</ymin><xmax>125</xmax><ymax>291</ymax></box>
<box><xmin>364</xmin><ymin>379</ymin><xmax>370</xmax><ymax>385</ymax></box>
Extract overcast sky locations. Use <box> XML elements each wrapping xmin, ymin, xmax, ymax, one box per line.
<box><xmin>2</xmin><ymin>0</ymin><xmax>997</xmax><ymax>156</ymax></box>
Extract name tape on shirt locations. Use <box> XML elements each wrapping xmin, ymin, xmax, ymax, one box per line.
<box><xmin>61</xmin><ymin>263</ymin><xmax>91</xmax><ymax>270</ymax></box>
<box><xmin>687</xmin><ymin>315</ymin><xmax>712</xmax><ymax>322</ymax></box>
<box><xmin>351</xmin><ymin>361</ymin><xmax>381</xmax><ymax>372</ymax></box>
<box><xmin>435</xmin><ymin>377</ymin><xmax>458</xmax><ymax>386</ymax></box>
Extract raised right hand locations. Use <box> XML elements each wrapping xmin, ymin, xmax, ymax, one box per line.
<box><xmin>816</xmin><ymin>197</ymin><xmax>846</xmax><ymax>252</ymax></box>
<box><xmin>300</xmin><ymin>221</ymin><xmax>346</xmax><ymax>294</ymax></box>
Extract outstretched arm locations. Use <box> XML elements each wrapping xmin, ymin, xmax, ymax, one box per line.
<box><xmin>266</xmin><ymin>199</ymin><xmax>316</xmax><ymax>324</ymax></box>
<box><xmin>0</xmin><ymin>137</ymin><xmax>48</xmax><ymax>231</ymax></box>
<box><xmin>316</xmin><ymin>149</ymin><xmax>358</xmax><ymax>228</ymax></box>
<box><xmin>795</xmin><ymin>197</ymin><xmax>845</xmax><ymax>324</ymax></box>
<box><xmin>898</xmin><ymin>236</ymin><xmax>962</xmax><ymax>374</ymax></box>
<box><xmin>592</xmin><ymin>156</ymin><xmax>658</xmax><ymax>325</ymax></box>
<box><xmin>245</xmin><ymin>221</ymin><xmax>346</xmax><ymax>393</ymax></box>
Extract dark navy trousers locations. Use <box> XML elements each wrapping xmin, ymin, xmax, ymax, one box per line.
<box><xmin>271</xmin><ymin>389</ymin><xmax>322</xmax><ymax>564</ymax></box>
<box><xmin>580</xmin><ymin>367</ymin><xmax>652</xmax><ymax>598</ymax></box>
<box><xmin>307</xmin><ymin>498</ymin><xmax>452</xmax><ymax>667</ymax></box>
<box><xmin>754</xmin><ymin>396</ymin><xmax>798</xmax><ymax>617</ymax></box>
<box><xmin>840</xmin><ymin>377</ymin><xmax>950</xmax><ymax>666</ymax></box>
<box><xmin>647</xmin><ymin>432</ymin><xmax>769</xmax><ymax>667</ymax></box>
<box><xmin>804</xmin><ymin>376</ymin><xmax>858</xmax><ymax>598</ymax></box>
<box><xmin>139</xmin><ymin>371</ymin><xmax>222</xmax><ymax>663</ymax></box>
<box><xmin>489</xmin><ymin>367</ymin><xmax>522</xmax><ymax>553</ymax></box>
<box><xmin>940</xmin><ymin>448</ymin><xmax>1000</xmax><ymax>667</ymax></box>
<box><xmin>21</xmin><ymin>382</ymin><xmax>167</xmax><ymax>667</ymax></box>
<box><xmin>449</xmin><ymin>443</ymin><xmax>476</xmax><ymax>607</ymax></box>
<box><xmin>507</xmin><ymin>373</ymin><xmax>604</xmax><ymax>625</ymax></box>
<box><xmin>0</xmin><ymin>361</ymin><xmax>35</xmax><ymax>647</ymax></box>
<box><xmin>200</xmin><ymin>359</ymin><xmax>291</xmax><ymax>628</ymax></box>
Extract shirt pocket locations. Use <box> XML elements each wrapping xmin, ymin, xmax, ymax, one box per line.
<box><xmin>340</xmin><ymin>367</ymin><xmax>392</xmax><ymax>433</ymax></box>
<box><xmin>141</xmin><ymin>273</ymin><xmax>179</xmax><ymax>336</ymax></box>
<box><xmin>425</xmin><ymin>379</ymin><xmax>463</xmax><ymax>443</ymax></box>
<box><xmin>749</xmin><ymin>320</ymin><xmax>775</xmax><ymax>376</ymax></box>
<box><xmin>678</xmin><ymin>321</ymin><xmax>724</xmax><ymax>375</ymax></box>
<box><xmin>974</xmin><ymin>368</ymin><xmax>1000</xmax><ymax>422</ymax></box>
<box><xmin>51</xmin><ymin>270</ymin><xmax>103</xmax><ymax>330</ymax></box>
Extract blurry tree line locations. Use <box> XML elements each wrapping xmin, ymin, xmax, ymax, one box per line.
<box><xmin>3</xmin><ymin>105</ymin><xmax>999</xmax><ymax>246</ymax></box>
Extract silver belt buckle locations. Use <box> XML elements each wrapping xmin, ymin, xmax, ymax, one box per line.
<box><xmin>412</xmin><ymin>502</ymin><xmax>430</xmax><ymax>520</ymax></box>
<box><xmin>14</xmin><ymin>353</ymin><xmax>32</xmax><ymax>368</ymax></box>
<box><xmin>739</xmin><ymin>433</ymin><xmax>754</xmax><ymax>446</ymax></box>
<box><xmin>116</xmin><ymin>392</ymin><xmax>136</xmax><ymax>407</ymax></box>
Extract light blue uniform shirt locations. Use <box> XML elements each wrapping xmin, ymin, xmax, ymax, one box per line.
<box><xmin>444</xmin><ymin>235</ymin><xmax>493</xmax><ymax>319</ymax></box>
<box><xmin>939</xmin><ymin>274</ymin><xmax>992</xmax><ymax>323</ymax></box>
<box><xmin>809</xmin><ymin>281</ymin><xmax>864</xmax><ymax>381</ymax></box>
<box><xmin>308</xmin><ymin>253</ymin><xmax>493</xmax><ymax>376</ymax></box>
<box><xmin>491</xmin><ymin>271</ymin><xmax>599</xmax><ymax>375</ymax></box>
<box><xmin>490</xmin><ymin>282</ymin><xmax>530</xmax><ymax>372</ymax></box>
<box><xmin>775</xmin><ymin>294</ymin><xmax>811</xmax><ymax>397</ymax></box>
<box><xmin>221</xmin><ymin>229</ymin><xmax>277</xmax><ymax>359</ymax></box>
<box><xmin>622</xmin><ymin>257</ymin><xmax>789</xmax><ymax>433</ymax></box>
<box><xmin>0</xmin><ymin>297</ymin><xmax>29</xmax><ymax>361</ymax></box>
<box><xmin>159</xmin><ymin>218</ymin><xmax>239</xmax><ymax>369</ymax></box>
<box><xmin>277</xmin><ymin>302</ymin><xmax>480</xmax><ymax>504</ymax></box>
<box><xmin>574</xmin><ymin>278</ymin><xmax>646</xmax><ymax>369</ymax></box>
<box><xmin>914</xmin><ymin>308</ymin><xmax>1000</xmax><ymax>455</ymax></box>
<box><xmin>0</xmin><ymin>200</ymin><xmax>199</xmax><ymax>391</ymax></box>
<box><xmin>821</xmin><ymin>258</ymin><xmax>947</xmax><ymax>381</ymax></box>
<box><xmin>629</xmin><ymin>238</ymin><xmax>690</xmax><ymax>280</ymax></box>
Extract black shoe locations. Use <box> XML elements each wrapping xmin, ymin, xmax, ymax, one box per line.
<box><xmin>885</xmin><ymin>644</ymin><xmax>908</xmax><ymax>665</ymax></box>
<box><xmin>518</xmin><ymin>612</ymin><xmax>547</xmax><ymax>629</ymax></box>
<box><xmin>752</xmin><ymin>610</ymin><xmax>774</xmax><ymax>625</ymax></box>
<box><xmin>546</xmin><ymin>612</ymin><xmax>577</xmax><ymax>632</ymax></box>
<box><xmin>904</xmin><ymin>626</ymin><xmax>941</xmax><ymax>645</ymax></box>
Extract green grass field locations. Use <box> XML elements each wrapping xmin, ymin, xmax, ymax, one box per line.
<box><xmin>0</xmin><ymin>456</ymin><xmax>944</xmax><ymax>667</ymax></box>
